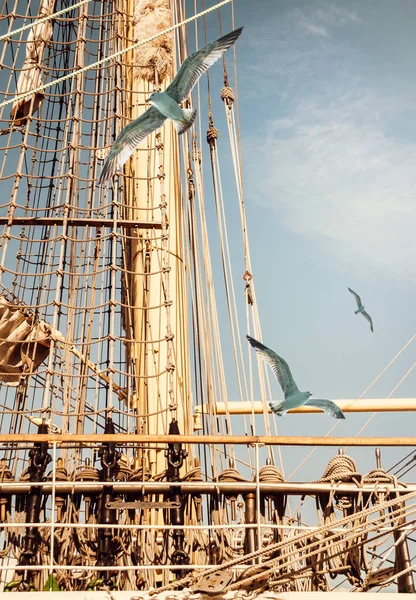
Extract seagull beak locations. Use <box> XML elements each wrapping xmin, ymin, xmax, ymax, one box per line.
<box><xmin>146</xmin><ymin>97</ymin><xmax>151</xmax><ymax>103</ymax></box>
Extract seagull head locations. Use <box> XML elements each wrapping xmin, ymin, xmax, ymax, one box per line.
<box><xmin>306</xmin><ymin>391</ymin><xmax>312</xmax><ymax>398</ymax></box>
<box><xmin>146</xmin><ymin>91</ymin><xmax>161</xmax><ymax>104</ymax></box>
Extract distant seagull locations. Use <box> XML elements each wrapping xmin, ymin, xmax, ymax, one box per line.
<box><xmin>348</xmin><ymin>287</ymin><xmax>374</xmax><ymax>332</ymax></box>
<box><xmin>99</xmin><ymin>27</ymin><xmax>243</xmax><ymax>184</ymax></box>
<box><xmin>246</xmin><ymin>335</ymin><xmax>345</xmax><ymax>419</ymax></box>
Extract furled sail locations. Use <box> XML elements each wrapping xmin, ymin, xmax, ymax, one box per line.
<box><xmin>10</xmin><ymin>0</ymin><xmax>56</xmax><ymax>125</ymax></box>
<box><xmin>0</xmin><ymin>294</ymin><xmax>52</xmax><ymax>385</ymax></box>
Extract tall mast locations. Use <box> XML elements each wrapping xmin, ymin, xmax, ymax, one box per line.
<box><xmin>122</xmin><ymin>0</ymin><xmax>191</xmax><ymax>473</ymax></box>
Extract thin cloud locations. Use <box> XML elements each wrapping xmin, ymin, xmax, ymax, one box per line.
<box><xmin>242</xmin><ymin>3</ymin><xmax>361</xmax><ymax>99</ymax></box>
<box><xmin>245</xmin><ymin>91</ymin><xmax>416</xmax><ymax>278</ymax></box>
<box><xmin>316</xmin><ymin>5</ymin><xmax>361</xmax><ymax>25</ymax></box>
<box><xmin>303</xmin><ymin>22</ymin><xmax>329</xmax><ymax>38</ymax></box>
<box><xmin>293</xmin><ymin>8</ymin><xmax>330</xmax><ymax>38</ymax></box>
<box><xmin>243</xmin><ymin>3</ymin><xmax>416</xmax><ymax>279</ymax></box>
<box><xmin>293</xmin><ymin>3</ymin><xmax>361</xmax><ymax>38</ymax></box>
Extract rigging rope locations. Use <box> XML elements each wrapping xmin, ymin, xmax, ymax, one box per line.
<box><xmin>152</xmin><ymin>488</ymin><xmax>416</xmax><ymax>595</ymax></box>
<box><xmin>0</xmin><ymin>0</ymin><xmax>233</xmax><ymax>111</ymax></box>
<box><xmin>288</xmin><ymin>332</ymin><xmax>416</xmax><ymax>480</ymax></box>
<box><xmin>347</xmin><ymin>359</ymin><xmax>416</xmax><ymax>447</ymax></box>
<box><xmin>0</xmin><ymin>0</ymin><xmax>92</xmax><ymax>44</ymax></box>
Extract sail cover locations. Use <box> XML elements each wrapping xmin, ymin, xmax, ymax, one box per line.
<box><xmin>0</xmin><ymin>295</ymin><xmax>52</xmax><ymax>385</ymax></box>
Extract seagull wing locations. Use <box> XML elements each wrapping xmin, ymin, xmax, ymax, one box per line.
<box><xmin>99</xmin><ymin>106</ymin><xmax>167</xmax><ymax>184</ymax></box>
<box><xmin>348</xmin><ymin>287</ymin><xmax>363</xmax><ymax>309</ymax></box>
<box><xmin>362</xmin><ymin>311</ymin><xmax>374</xmax><ymax>332</ymax></box>
<box><xmin>165</xmin><ymin>27</ymin><xmax>243</xmax><ymax>103</ymax></box>
<box><xmin>304</xmin><ymin>398</ymin><xmax>346</xmax><ymax>420</ymax></box>
<box><xmin>246</xmin><ymin>335</ymin><xmax>299</xmax><ymax>398</ymax></box>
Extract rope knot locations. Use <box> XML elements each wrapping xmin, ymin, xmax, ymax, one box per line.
<box><xmin>221</xmin><ymin>85</ymin><xmax>235</xmax><ymax>106</ymax></box>
<box><xmin>206</xmin><ymin>116</ymin><xmax>219</xmax><ymax>147</ymax></box>
<box><xmin>243</xmin><ymin>272</ymin><xmax>254</xmax><ymax>305</ymax></box>
<box><xmin>363</xmin><ymin>468</ymin><xmax>399</xmax><ymax>505</ymax></box>
<box><xmin>155</xmin><ymin>133</ymin><xmax>164</xmax><ymax>151</ymax></box>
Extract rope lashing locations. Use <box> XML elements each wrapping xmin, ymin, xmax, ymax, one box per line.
<box><xmin>220</xmin><ymin>85</ymin><xmax>235</xmax><ymax>107</ymax></box>
<box><xmin>243</xmin><ymin>270</ymin><xmax>253</xmax><ymax>305</ymax></box>
<box><xmin>364</xmin><ymin>468</ymin><xmax>399</xmax><ymax>486</ymax></box>
<box><xmin>206</xmin><ymin>116</ymin><xmax>219</xmax><ymax>148</ymax></box>
<box><xmin>192</xmin><ymin>145</ymin><xmax>202</xmax><ymax>164</ymax></box>
<box><xmin>363</xmin><ymin>468</ymin><xmax>401</xmax><ymax>521</ymax></box>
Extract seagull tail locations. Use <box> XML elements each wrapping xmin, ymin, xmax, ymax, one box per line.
<box><xmin>269</xmin><ymin>400</ymin><xmax>286</xmax><ymax>416</ymax></box>
<box><xmin>173</xmin><ymin>107</ymin><xmax>197</xmax><ymax>135</ymax></box>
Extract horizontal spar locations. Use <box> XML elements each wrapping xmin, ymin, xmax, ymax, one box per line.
<box><xmin>0</xmin><ymin>481</ymin><xmax>414</xmax><ymax>495</ymax></box>
<box><xmin>0</xmin><ymin>216</ymin><xmax>162</xmax><ymax>229</ymax></box>
<box><xmin>195</xmin><ymin>398</ymin><xmax>416</xmax><ymax>415</ymax></box>
<box><xmin>0</xmin><ymin>434</ymin><xmax>415</xmax><ymax>445</ymax></box>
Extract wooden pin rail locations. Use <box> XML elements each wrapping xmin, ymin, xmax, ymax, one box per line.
<box><xmin>0</xmin><ymin>434</ymin><xmax>415</xmax><ymax>445</ymax></box>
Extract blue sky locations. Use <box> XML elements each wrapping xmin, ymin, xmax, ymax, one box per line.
<box><xmin>0</xmin><ymin>0</ymin><xmax>414</xmax><ymax>478</ymax></box>
<box><xmin>205</xmin><ymin>0</ymin><xmax>416</xmax><ymax>474</ymax></box>
<box><xmin>239</xmin><ymin>0</ymin><xmax>416</xmax><ymax>281</ymax></box>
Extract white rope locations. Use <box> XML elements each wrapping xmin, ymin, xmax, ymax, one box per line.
<box><xmin>288</xmin><ymin>332</ymin><xmax>416</xmax><ymax>480</ymax></box>
<box><xmin>183</xmin><ymin>131</ymin><xmax>235</xmax><ymax>472</ymax></box>
<box><xmin>0</xmin><ymin>0</ymin><xmax>92</xmax><ymax>44</ymax></box>
<box><xmin>0</xmin><ymin>0</ymin><xmax>232</xmax><ymax>111</ymax></box>
<box><xmin>348</xmin><ymin>359</ymin><xmax>416</xmax><ymax>445</ymax></box>
<box><xmin>153</xmin><ymin>489</ymin><xmax>416</xmax><ymax>595</ymax></box>
<box><xmin>222</xmin><ymin>103</ymin><xmax>284</xmax><ymax>461</ymax></box>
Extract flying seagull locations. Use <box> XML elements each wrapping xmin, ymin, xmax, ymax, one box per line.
<box><xmin>99</xmin><ymin>27</ymin><xmax>243</xmax><ymax>184</ymax></box>
<box><xmin>246</xmin><ymin>335</ymin><xmax>345</xmax><ymax>419</ymax></box>
<box><xmin>348</xmin><ymin>287</ymin><xmax>374</xmax><ymax>332</ymax></box>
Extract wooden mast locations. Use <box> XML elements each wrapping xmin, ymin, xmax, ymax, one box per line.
<box><xmin>123</xmin><ymin>0</ymin><xmax>191</xmax><ymax>475</ymax></box>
